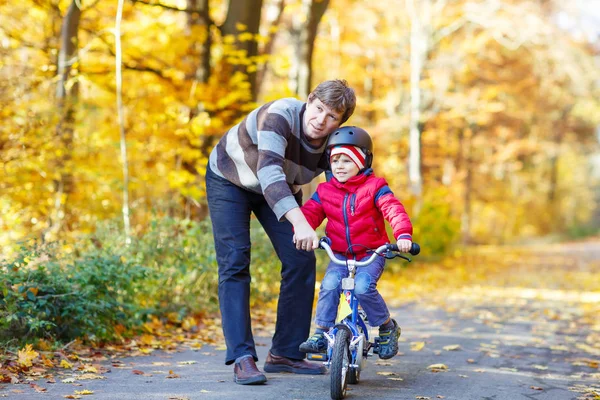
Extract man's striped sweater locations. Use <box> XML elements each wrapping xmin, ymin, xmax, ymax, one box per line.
<box><xmin>208</xmin><ymin>98</ymin><xmax>329</xmax><ymax>220</ymax></box>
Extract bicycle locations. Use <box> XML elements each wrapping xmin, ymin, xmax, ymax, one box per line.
<box><xmin>307</xmin><ymin>237</ymin><xmax>420</xmax><ymax>400</ymax></box>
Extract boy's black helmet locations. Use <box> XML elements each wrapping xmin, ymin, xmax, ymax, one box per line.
<box><xmin>326</xmin><ymin>126</ymin><xmax>373</xmax><ymax>169</ymax></box>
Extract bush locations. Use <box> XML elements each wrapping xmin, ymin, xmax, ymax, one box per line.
<box><xmin>0</xmin><ymin>216</ymin><xmax>284</xmax><ymax>346</ymax></box>
<box><xmin>413</xmin><ymin>187</ymin><xmax>460</xmax><ymax>257</ymax></box>
<box><xmin>0</xmin><ymin>243</ymin><xmax>148</xmax><ymax>344</ymax></box>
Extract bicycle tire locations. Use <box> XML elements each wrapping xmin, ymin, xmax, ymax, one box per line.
<box><xmin>330</xmin><ymin>328</ymin><xmax>350</xmax><ymax>400</ymax></box>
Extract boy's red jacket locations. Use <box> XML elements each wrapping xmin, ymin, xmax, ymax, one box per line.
<box><xmin>302</xmin><ymin>169</ymin><xmax>412</xmax><ymax>259</ymax></box>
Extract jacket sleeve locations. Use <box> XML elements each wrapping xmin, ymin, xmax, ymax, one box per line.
<box><xmin>301</xmin><ymin>189</ymin><xmax>326</xmax><ymax>230</ymax></box>
<box><xmin>374</xmin><ymin>180</ymin><xmax>413</xmax><ymax>240</ymax></box>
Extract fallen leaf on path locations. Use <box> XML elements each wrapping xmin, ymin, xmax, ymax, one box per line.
<box><xmin>377</xmin><ymin>371</ymin><xmax>398</xmax><ymax>376</ymax></box>
<box><xmin>178</xmin><ymin>361</ymin><xmax>197</xmax><ymax>365</ymax></box>
<box><xmin>416</xmin><ymin>396</ymin><xmax>431</xmax><ymax>400</ymax></box>
<box><xmin>167</xmin><ymin>370</ymin><xmax>180</xmax><ymax>379</ymax></box>
<box><xmin>132</xmin><ymin>370</ymin><xmax>145</xmax><ymax>375</ymax></box>
<box><xmin>18</xmin><ymin>345</ymin><xmax>39</xmax><ymax>368</ymax></box>
<box><xmin>550</xmin><ymin>345</ymin><xmax>569</xmax><ymax>351</ymax></box>
<box><xmin>61</xmin><ymin>378</ymin><xmax>76</xmax><ymax>384</ymax></box>
<box><xmin>77</xmin><ymin>373</ymin><xmax>105</xmax><ymax>380</ymax></box>
<box><xmin>530</xmin><ymin>386</ymin><xmax>543</xmax><ymax>390</ymax></box>
<box><xmin>443</xmin><ymin>345</ymin><xmax>461</xmax><ymax>351</ymax></box>
<box><xmin>411</xmin><ymin>342</ymin><xmax>425</xmax><ymax>351</ymax></box>
<box><xmin>30</xmin><ymin>384</ymin><xmax>47</xmax><ymax>392</ymax></box>
<box><xmin>533</xmin><ymin>365</ymin><xmax>548</xmax><ymax>370</ymax></box>
<box><xmin>63</xmin><ymin>396</ymin><xmax>81</xmax><ymax>399</ymax></box>
<box><xmin>388</xmin><ymin>377</ymin><xmax>404</xmax><ymax>381</ymax></box>
<box><xmin>60</xmin><ymin>360</ymin><xmax>74</xmax><ymax>369</ymax></box>
<box><xmin>152</xmin><ymin>362</ymin><xmax>171</xmax><ymax>366</ymax></box>
<box><xmin>467</xmin><ymin>359</ymin><xmax>476</xmax><ymax>363</ymax></box>
<box><xmin>427</xmin><ymin>364</ymin><xmax>448</xmax><ymax>372</ymax></box>
<box><xmin>375</xmin><ymin>361</ymin><xmax>393</xmax><ymax>366</ymax></box>
<box><xmin>459</xmin><ymin>374</ymin><xmax>468</xmax><ymax>378</ymax></box>
<box><xmin>74</xmin><ymin>389</ymin><xmax>94</xmax><ymax>395</ymax></box>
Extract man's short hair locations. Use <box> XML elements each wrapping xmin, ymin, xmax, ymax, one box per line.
<box><xmin>309</xmin><ymin>79</ymin><xmax>356</xmax><ymax>124</ymax></box>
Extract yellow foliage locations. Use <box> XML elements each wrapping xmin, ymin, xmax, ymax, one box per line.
<box><xmin>238</xmin><ymin>32</ymin><xmax>254</xmax><ymax>42</ymax></box>
<box><xmin>0</xmin><ymin>0</ymin><xmax>599</xmax><ymax>255</ymax></box>
<box><xmin>17</xmin><ymin>344</ymin><xmax>39</xmax><ymax>368</ymax></box>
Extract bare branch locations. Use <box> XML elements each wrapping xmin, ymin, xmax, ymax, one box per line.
<box><xmin>129</xmin><ymin>0</ymin><xmax>205</xmax><ymax>14</ymax></box>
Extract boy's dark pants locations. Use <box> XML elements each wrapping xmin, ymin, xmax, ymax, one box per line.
<box><xmin>205</xmin><ymin>167</ymin><xmax>316</xmax><ymax>365</ymax></box>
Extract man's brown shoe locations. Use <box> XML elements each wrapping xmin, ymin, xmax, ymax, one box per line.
<box><xmin>263</xmin><ymin>351</ymin><xmax>326</xmax><ymax>375</ymax></box>
<box><xmin>233</xmin><ymin>355</ymin><xmax>267</xmax><ymax>385</ymax></box>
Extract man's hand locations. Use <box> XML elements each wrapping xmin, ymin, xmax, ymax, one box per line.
<box><xmin>397</xmin><ymin>239</ymin><xmax>412</xmax><ymax>253</ymax></box>
<box><xmin>286</xmin><ymin>208</ymin><xmax>319</xmax><ymax>251</ymax></box>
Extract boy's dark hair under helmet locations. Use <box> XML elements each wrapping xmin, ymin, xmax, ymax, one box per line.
<box><xmin>326</xmin><ymin>126</ymin><xmax>373</xmax><ymax>169</ymax></box>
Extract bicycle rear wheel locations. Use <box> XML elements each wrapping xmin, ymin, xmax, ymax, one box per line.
<box><xmin>330</xmin><ymin>328</ymin><xmax>351</xmax><ymax>400</ymax></box>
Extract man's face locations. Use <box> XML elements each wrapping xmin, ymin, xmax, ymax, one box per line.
<box><xmin>303</xmin><ymin>97</ymin><xmax>343</xmax><ymax>145</ymax></box>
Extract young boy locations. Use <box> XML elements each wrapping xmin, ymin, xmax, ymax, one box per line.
<box><xmin>298</xmin><ymin>126</ymin><xmax>413</xmax><ymax>360</ymax></box>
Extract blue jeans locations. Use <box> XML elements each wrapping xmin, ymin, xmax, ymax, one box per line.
<box><xmin>205</xmin><ymin>166</ymin><xmax>316</xmax><ymax>365</ymax></box>
<box><xmin>314</xmin><ymin>254</ymin><xmax>389</xmax><ymax>328</ymax></box>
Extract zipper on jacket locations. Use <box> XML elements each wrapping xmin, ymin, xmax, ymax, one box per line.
<box><xmin>350</xmin><ymin>194</ymin><xmax>356</xmax><ymax>216</ymax></box>
<box><xmin>343</xmin><ymin>193</ymin><xmax>354</xmax><ymax>257</ymax></box>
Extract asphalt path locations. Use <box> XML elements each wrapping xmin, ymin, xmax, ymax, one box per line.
<box><xmin>3</xmin><ymin>300</ymin><xmax>598</xmax><ymax>400</ymax></box>
<box><xmin>3</xmin><ymin>241</ymin><xmax>599</xmax><ymax>399</ymax></box>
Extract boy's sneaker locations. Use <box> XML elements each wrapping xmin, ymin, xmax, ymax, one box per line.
<box><xmin>299</xmin><ymin>333</ymin><xmax>327</xmax><ymax>353</ymax></box>
<box><xmin>377</xmin><ymin>319</ymin><xmax>401</xmax><ymax>359</ymax></box>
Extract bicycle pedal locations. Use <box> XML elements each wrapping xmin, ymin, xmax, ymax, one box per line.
<box><xmin>372</xmin><ymin>338</ymin><xmax>381</xmax><ymax>354</ymax></box>
<box><xmin>364</xmin><ymin>342</ymin><xmax>372</xmax><ymax>356</ymax></box>
<box><xmin>307</xmin><ymin>353</ymin><xmax>329</xmax><ymax>361</ymax></box>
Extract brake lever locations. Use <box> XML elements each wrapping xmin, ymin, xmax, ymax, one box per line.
<box><xmin>384</xmin><ymin>250</ymin><xmax>411</xmax><ymax>262</ymax></box>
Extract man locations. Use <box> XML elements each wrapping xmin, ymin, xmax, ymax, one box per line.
<box><xmin>205</xmin><ymin>79</ymin><xmax>356</xmax><ymax>385</ymax></box>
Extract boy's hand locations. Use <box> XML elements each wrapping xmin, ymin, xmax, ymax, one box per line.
<box><xmin>396</xmin><ymin>239</ymin><xmax>412</xmax><ymax>253</ymax></box>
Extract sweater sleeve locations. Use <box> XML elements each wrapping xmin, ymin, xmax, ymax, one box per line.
<box><xmin>300</xmin><ymin>190</ymin><xmax>326</xmax><ymax>230</ymax></box>
<box><xmin>255</xmin><ymin>103</ymin><xmax>298</xmax><ymax>221</ymax></box>
<box><xmin>374</xmin><ymin>180</ymin><xmax>413</xmax><ymax>240</ymax></box>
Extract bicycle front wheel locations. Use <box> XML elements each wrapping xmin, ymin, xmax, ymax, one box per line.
<box><xmin>330</xmin><ymin>328</ymin><xmax>351</xmax><ymax>400</ymax></box>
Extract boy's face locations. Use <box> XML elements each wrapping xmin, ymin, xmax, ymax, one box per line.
<box><xmin>331</xmin><ymin>154</ymin><xmax>359</xmax><ymax>183</ymax></box>
<box><xmin>303</xmin><ymin>97</ymin><xmax>343</xmax><ymax>146</ymax></box>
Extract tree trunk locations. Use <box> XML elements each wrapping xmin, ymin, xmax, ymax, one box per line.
<box><xmin>289</xmin><ymin>0</ymin><xmax>330</xmax><ymax>199</ymax></box>
<box><xmin>116</xmin><ymin>0</ymin><xmax>131</xmax><ymax>242</ymax></box>
<box><xmin>255</xmin><ymin>0</ymin><xmax>286</xmax><ymax>99</ymax></box>
<box><xmin>294</xmin><ymin>0</ymin><xmax>329</xmax><ymax>99</ymax></box>
<box><xmin>186</xmin><ymin>0</ymin><xmax>211</xmax><ymax>85</ymax></box>
<box><xmin>548</xmin><ymin>106</ymin><xmax>570</xmax><ymax>202</ymax></box>
<box><xmin>406</xmin><ymin>0</ymin><xmax>428</xmax><ymax>200</ymax></box>
<box><xmin>222</xmin><ymin>0</ymin><xmax>264</xmax><ymax>99</ymax></box>
<box><xmin>48</xmin><ymin>0</ymin><xmax>81</xmax><ymax>241</ymax></box>
<box><xmin>461</xmin><ymin>126</ymin><xmax>475</xmax><ymax>245</ymax></box>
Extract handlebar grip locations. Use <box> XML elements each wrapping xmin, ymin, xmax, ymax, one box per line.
<box><xmin>409</xmin><ymin>243</ymin><xmax>420</xmax><ymax>256</ymax></box>
<box><xmin>388</xmin><ymin>242</ymin><xmax>420</xmax><ymax>255</ymax></box>
<box><xmin>319</xmin><ymin>237</ymin><xmax>332</xmax><ymax>248</ymax></box>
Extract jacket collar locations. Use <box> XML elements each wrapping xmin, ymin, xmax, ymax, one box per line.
<box><xmin>330</xmin><ymin>168</ymin><xmax>373</xmax><ymax>192</ymax></box>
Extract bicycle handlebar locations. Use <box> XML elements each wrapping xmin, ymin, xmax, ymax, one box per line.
<box><xmin>318</xmin><ymin>237</ymin><xmax>420</xmax><ymax>267</ymax></box>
